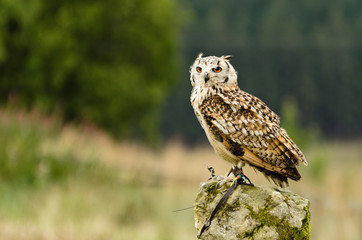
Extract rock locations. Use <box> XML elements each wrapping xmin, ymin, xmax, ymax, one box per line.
<box><xmin>194</xmin><ymin>180</ymin><xmax>310</xmax><ymax>240</ymax></box>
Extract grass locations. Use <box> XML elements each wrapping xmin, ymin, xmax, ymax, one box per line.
<box><xmin>0</xmin><ymin>108</ymin><xmax>361</xmax><ymax>239</ymax></box>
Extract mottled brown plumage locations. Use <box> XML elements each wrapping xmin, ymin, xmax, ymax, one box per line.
<box><xmin>190</xmin><ymin>54</ymin><xmax>307</xmax><ymax>187</ymax></box>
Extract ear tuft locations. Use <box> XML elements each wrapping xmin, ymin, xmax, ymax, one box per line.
<box><xmin>197</xmin><ymin>53</ymin><xmax>204</xmax><ymax>58</ymax></box>
<box><xmin>222</xmin><ymin>55</ymin><xmax>232</xmax><ymax>61</ymax></box>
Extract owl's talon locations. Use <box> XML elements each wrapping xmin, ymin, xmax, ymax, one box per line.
<box><xmin>215</xmin><ymin>175</ymin><xmax>235</xmax><ymax>187</ymax></box>
<box><xmin>207</xmin><ymin>166</ymin><xmax>216</xmax><ymax>178</ymax></box>
<box><xmin>228</xmin><ymin>166</ymin><xmax>254</xmax><ymax>186</ymax></box>
<box><xmin>240</xmin><ymin>174</ymin><xmax>254</xmax><ymax>186</ymax></box>
<box><xmin>206</xmin><ymin>165</ymin><xmax>223</xmax><ymax>181</ymax></box>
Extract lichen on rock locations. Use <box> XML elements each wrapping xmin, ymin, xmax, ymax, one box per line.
<box><xmin>194</xmin><ymin>180</ymin><xmax>310</xmax><ymax>240</ymax></box>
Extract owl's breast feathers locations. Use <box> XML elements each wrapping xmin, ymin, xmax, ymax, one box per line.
<box><xmin>198</xmin><ymin>87</ymin><xmax>307</xmax><ymax>187</ymax></box>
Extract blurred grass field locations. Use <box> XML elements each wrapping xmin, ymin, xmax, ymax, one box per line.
<box><xmin>0</xmin><ymin>108</ymin><xmax>361</xmax><ymax>240</ymax></box>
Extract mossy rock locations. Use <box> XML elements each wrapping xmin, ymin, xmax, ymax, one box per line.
<box><xmin>194</xmin><ymin>180</ymin><xmax>310</xmax><ymax>240</ymax></box>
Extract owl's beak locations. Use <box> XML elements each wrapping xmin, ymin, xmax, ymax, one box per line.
<box><xmin>204</xmin><ymin>73</ymin><xmax>210</xmax><ymax>83</ymax></box>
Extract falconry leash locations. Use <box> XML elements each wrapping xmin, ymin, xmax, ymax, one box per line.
<box><xmin>198</xmin><ymin>173</ymin><xmax>254</xmax><ymax>238</ymax></box>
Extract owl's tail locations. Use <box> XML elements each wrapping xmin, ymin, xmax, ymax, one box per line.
<box><xmin>250</xmin><ymin>164</ymin><xmax>301</xmax><ymax>188</ymax></box>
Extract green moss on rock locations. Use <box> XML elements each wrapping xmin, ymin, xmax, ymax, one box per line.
<box><xmin>194</xmin><ymin>180</ymin><xmax>310</xmax><ymax>240</ymax></box>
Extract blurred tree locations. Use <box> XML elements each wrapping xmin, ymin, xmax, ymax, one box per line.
<box><xmin>0</xmin><ymin>0</ymin><xmax>181</xmax><ymax>142</ymax></box>
<box><xmin>162</xmin><ymin>0</ymin><xmax>362</xmax><ymax>143</ymax></box>
<box><xmin>280</xmin><ymin>96</ymin><xmax>320</xmax><ymax>150</ymax></box>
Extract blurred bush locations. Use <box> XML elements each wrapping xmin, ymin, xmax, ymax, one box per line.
<box><xmin>0</xmin><ymin>110</ymin><xmax>71</xmax><ymax>186</ymax></box>
<box><xmin>280</xmin><ymin>96</ymin><xmax>320</xmax><ymax>149</ymax></box>
<box><xmin>0</xmin><ymin>0</ymin><xmax>180</xmax><ymax>142</ymax></box>
<box><xmin>0</xmin><ymin>109</ymin><xmax>118</xmax><ymax>187</ymax></box>
<box><xmin>308</xmin><ymin>152</ymin><xmax>328</xmax><ymax>183</ymax></box>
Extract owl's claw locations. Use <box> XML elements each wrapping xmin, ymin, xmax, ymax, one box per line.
<box><xmin>206</xmin><ymin>165</ymin><xmax>254</xmax><ymax>186</ymax></box>
<box><xmin>207</xmin><ymin>165</ymin><xmax>216</xmax><ymax>178</ymax></box>
<box><xmin>231</xmin><ymin>166</ymin><xmax>254</xmax><ymax>186</ymax></box>
<box><xmin>215</xmin><ymin>175</ymin><xmax>236</xmax><ymax>187</ymax></box>
<box><xmin>207</xmin><ymin>165</ymin><xmax>228</xmax><ymax>182</ymax></box>
<box><xmin>238</xmin><ymin>174</ymin><xmax>254</xmax><ymax>186</ymax></box>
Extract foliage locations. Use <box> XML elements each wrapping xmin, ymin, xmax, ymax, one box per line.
<box><xmin>308</xmin><ymin>152</ymin><xmax>328</xmax><ymax>183</ymax></box>
<box><xmin>0</xmin><ymin>109</ymin><xmax>115</xmax><ymax>187</ymax></box>
<box><xmin>280</xmin><ymin>96</ymin><xmax>320</xmax><ymax>149</ymax></box>
<box><xmin>0</xmin><ymin>0</ymin><xmax>180</xmax><ymax>142</ymax></box>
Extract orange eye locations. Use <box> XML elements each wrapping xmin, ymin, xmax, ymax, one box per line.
<box><xmin>212</xmin><ymin>67</ymin><xmax>222</xmax><ymax>73</ymax></box>
<box><xmin>196</xmin><ymin>67</ymin><xmax>202</xmax><ymax>73</ymax></box>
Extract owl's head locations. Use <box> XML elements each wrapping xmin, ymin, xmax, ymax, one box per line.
<box><xmin>190</xmin><ymin>53</ymin><xmax>238</xmax><ymax>88</ymax></box>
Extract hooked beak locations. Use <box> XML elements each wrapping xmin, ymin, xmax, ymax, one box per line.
<box><xmin>204</xmin><ymin>73</ymin><xmax>210</xmax><ymax>83</ymax></box>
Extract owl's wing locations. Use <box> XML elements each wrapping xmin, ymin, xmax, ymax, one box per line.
<box><xmin>217</xmin><ymin>88</ymin><xmax>281</xmax><ymax>125</ymax></box>
<box><xmin>200</xmin><ymin>90</ymin><xmax>307</xmax><ymax>185</ymax></box>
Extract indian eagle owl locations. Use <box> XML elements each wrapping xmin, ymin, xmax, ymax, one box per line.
<box><xmin>190</xmin><ymin>53</ymin><xmax>307</xmax><ymax>187</ymax></box>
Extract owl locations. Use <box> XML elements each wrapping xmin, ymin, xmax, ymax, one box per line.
<box><xmin>190</xmin><ymin>53</ymin><xmax>308</xmax><ymax>187</ymax></box>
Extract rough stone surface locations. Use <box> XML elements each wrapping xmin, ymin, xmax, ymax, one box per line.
<box><xmin>194</xmin><ymin>180</ymin><xmax>310</xmax><ymax>240</ymax></box>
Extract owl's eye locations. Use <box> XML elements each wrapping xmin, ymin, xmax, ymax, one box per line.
<box><xmin>196</xmin><ymin>67</ymin><xmax>202</xmax><ymax>73</ymax></box>
<box><xmin>212</xmin><ymin>67</ymin><xmax>222</xmax><ymax>73</ymax></box>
